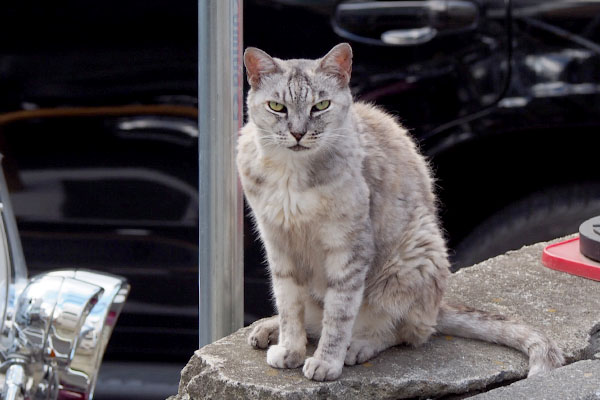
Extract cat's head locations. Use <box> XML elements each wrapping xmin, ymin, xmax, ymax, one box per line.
<box><xmin>244</xmin><ymin>43</ymin><xmax>353</xmax><ymax>155</ymax></box>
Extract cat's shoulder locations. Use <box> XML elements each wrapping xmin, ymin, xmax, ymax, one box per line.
<box><xmin>353</xmin><ymin>102</ymin><xmax>406</xmax><ymax>132</ymax></box>
<box><xmin>353</xmin><ymin>101</ymin><xmax>391</xmax><ymax>118</ymax></box>
<box><xmin>352</xmin><ymin>101</ymin><xmax>411</xmax><ymax>147</ymax></box>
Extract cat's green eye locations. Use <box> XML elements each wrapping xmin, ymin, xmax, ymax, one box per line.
<box><xmin>268</xmin><ymin>101</ymin><xmax>286</xmax><ymax>112</ymax></box>
<box><xmin>312</xmin><ymin>100</ymin><xmax>330</xmax><ymax>112</ymax></box>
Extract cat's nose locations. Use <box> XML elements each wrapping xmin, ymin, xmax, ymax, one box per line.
<box><xmin>290</xmin><ymin>131</ymin><xmax>306</xmax><ymax>142</ymax></box>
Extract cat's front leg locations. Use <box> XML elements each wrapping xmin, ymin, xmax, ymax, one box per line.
<box><xmin>303</xmin><ymin>242</ymin><xmax>371</xmax><ymax>381</ymax></box>
<box><xmin>266</xmin><ymin>251</ymin><xmax>308</xmax><ymax>369</ymax></box>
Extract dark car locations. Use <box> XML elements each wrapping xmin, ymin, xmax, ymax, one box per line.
<box><xmin>1</xmin><ymin>0</ymin><xmax>599</xmax><ymax>398</ymax></box>
<box><xmin>244</xmin><ymin>0</ymin><xmax>600</xmax><ymax>317</ymax></box>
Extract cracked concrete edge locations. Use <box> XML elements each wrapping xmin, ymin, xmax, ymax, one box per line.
<box><xmin>172</xmin><ymin>235</ymin><xmax>600</xmax><ymax>399</ymax></box>
<box><xmin>175</xmin><ymin>359</ymin><xmax>519</xmax><ymax>400</ymax></box>
<box><xmin>172</xmin><ymin>326</ymin><xmax>528</xmax><ymax>400</ymax></box>
<box><xmin>585</xmin><ymin>325</ymin><xmax>600</xmax><ymax>360</ymax></box>
<box><xmin>469</xmin><ymin>360</ymin><xmax>600</xmax><ymax>400</ymax></box>
<box><xmin>175</xmin><ymin>349</ymin><xmax>300</xmax><ymax>400</ymax></box>
<box><xmin>445</xmin><ymin>235</ymin><xmax>600</xmax><ymax>364</ymax></box>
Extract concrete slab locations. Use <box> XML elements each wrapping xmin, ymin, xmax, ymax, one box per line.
<box><xmin>175</xmin><ymin>327</ymin><xmax>528</xmax><ymax>400</ymax></box>
<box><xmin>445</xmin><ymin>239</ymin><xmax>600</xmax><ymax>362</ymax></box>
<box><xmin>470</xmin><ymin>360</ymin><xmax>600</xmax><ymax>400</ymax></box>
<box><xmin>174</xmin><ymin>237</ymin><xmax>600</xmax><ymax>399</ymax></box>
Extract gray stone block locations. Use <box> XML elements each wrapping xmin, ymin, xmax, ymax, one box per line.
<box><xmin>174</xmin><ymin>237</ymin><xmax>600</xmax><ymax>399</ymax></box>
<box><xmin>471</xmin><ymin>360</ymin><xmax>600</xmax><ymax>400</ymax></box>
<box><xmin>444</xmin><ymin>239</ymin><xmax>600</xmax><ymax>363</ymax></box>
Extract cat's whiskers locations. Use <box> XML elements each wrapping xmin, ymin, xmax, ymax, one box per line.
<box><xmin>322</xmin><ymin>132</ymin><xmax>350</xmax><ymax>147</ymax></box>
<box><xmin>257</xmin><ymin>126</ymin><xmax>355</xmax><ymax>153</ymax></box>
<box><xmin>257</xmin><ymin>132</ymin><xmax>287</xmax><ymax>146</ymax></box>
<box><xmin>257</xmin><ymin>127</ymin><xmax>307</xmax><ymax>150</ymax></box>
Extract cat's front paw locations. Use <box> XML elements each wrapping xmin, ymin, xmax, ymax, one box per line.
<box><xmin>266</xmin><ymin>345</ymin><xmax>304</xmax><ymax>369</ymax></box>
<box><xmin>248</xmin><ymin>319</ymin><xmax>279</xmax><ymax>349</ymax></box>
<box><xmin>302</xmin><ymin>357</ymin><xmax>343</xmax><ymax>381</ymax></box>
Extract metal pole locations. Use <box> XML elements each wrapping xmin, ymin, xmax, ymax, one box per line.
<box><xmin>198</xmin><ymin>0</ymin><xmax>244</xmax><ymax>346</ymax></box>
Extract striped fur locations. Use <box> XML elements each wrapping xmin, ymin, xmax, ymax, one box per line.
<box><xmin>238</xmin><ymin>44</ymin><xmax>563</xmax><ymax>381</ymax></box>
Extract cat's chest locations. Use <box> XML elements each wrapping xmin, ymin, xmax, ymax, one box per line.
<box><xmin>245</xmin><ymin>170</ymin><xmax>327</xmax><ymax>229</ymax></box>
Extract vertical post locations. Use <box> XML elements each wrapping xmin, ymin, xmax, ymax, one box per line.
<box><xmin>198</xmin><ymin>0</ymin><xmax>244</xmax><ymax>346</ymax></box>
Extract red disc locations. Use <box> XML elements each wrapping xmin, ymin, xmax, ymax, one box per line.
<box><xmin>542</xmin><ymin>237</ymin><xmax>600</xmax><ymax>281</ymax></box>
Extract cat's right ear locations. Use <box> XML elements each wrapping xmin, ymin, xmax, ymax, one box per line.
<box><xmin>244</xmin><ymin>47</ymin><xmax>281</xmax><ymax>87</ymax></box>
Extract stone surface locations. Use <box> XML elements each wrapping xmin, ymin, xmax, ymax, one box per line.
<box><xmin>174</xmin><ymin>237</ymin><xmax>600</xmax><ymax>399</ymax></box>
<box><xmin>175</xmin><ymin>328</ymin><xmax>527</xmax><ymax>399</ymax></box>
<box><xmin>470</xmin><ymin>360</ymin><xmax>600</xmax><ymax>400</ymax></box>
<box><xmin>444</xmin><ymin>239</ymin><xmax>600</xmax><ymax>363</ymax></box>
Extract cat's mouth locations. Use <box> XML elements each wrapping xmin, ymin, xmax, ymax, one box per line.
<box><xmin>288</xmin><ymin>144</ymin><xmax>309</xmax><ymax>152</ymax></box>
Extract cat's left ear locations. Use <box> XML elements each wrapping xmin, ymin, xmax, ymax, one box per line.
<box><xmin>317</xmin><ymin>43</ymin><xmax>353</xmax><ymax>86</ymax></box>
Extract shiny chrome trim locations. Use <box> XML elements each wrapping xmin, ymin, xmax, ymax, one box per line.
<box><xmin>0</xmin><ymin>155</ymin><xmax>27</xmax><ymax>286</ymax></box>
<box><xmin>48</xmin><ymin>270</ymin><xmax>129</xmax><ymax>399</ymax></box>
<box><xmin>381</xmin><ymin>27</ymin><xmax>438</xmax><ymax>45</ymax></box>
<box><xmin>0</xmin><ymin>206</ymin><xmax>10</xmax><ymax>336</ymax></box>
<box><xmin>3</xmin><ymin>362</ymin><xmax>25</xmax><ymax>400</ymax></box>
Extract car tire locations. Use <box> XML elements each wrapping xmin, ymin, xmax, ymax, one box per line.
<box><xmin>451</xmin><ymin>183</ymin><xmax>600</xmax><ymax>270</ymax></box>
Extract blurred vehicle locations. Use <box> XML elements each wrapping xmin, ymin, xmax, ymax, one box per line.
<box><xmin>0</xmin><ymin>160</ymin><xmax>129</xmax><ymax>400</ymax></box>
<box><xmin>0</xmin><ymin>1</ymin><xmax>198</xmax><ymax>398</ymax></box>
<box><xmin>1</xmin><ymin>0</ymin><xmax>600</xmax><ymax>398</ymax></box>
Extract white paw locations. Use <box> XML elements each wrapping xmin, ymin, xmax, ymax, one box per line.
<box><xmin>302</xmin><ymin>357</ymin><xmax>343</xmax><ymax>381</ymax></box>
<box><xmin>266</xmin><ymin>345</ymin><xmax>304</xmax><ymax>369</ymax></box>
<box><xmin>344</xmin><ymin>339</ymin><xmax>378</xmax><ymax>365</ymax></box>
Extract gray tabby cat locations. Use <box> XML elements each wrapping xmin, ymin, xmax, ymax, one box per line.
<box><xmin>237</xmin><ymin>43</ymin><xmax>563</xmax><ymax>381</ymax></box>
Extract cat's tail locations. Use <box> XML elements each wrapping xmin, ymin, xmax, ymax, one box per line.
<box><xmin>436</xmin><ymin>302</ymin><xmax>564</xmax><ymax>377</ymax></box>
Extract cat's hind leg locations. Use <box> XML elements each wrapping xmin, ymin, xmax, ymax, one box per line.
<box><xmin>248</xmin><ymin>316</ymin><xmax>279</xmax><ymax>349</ymax></box>
<box><xmin>344</xmin><ymin>306</ymin><xmax>399</xmax><ymax>365</ymax></box>
<box><xmin>344</xmin><ymin>304</ymin><xmax>439</xmax><ymax>365</ymax></box>
<box><xmin>348</xmin><ymin>239</ymin><xmax>449</xmax><ymax>364</ymax></box>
